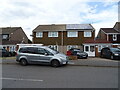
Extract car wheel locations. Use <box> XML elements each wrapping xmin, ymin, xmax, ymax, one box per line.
<box><xmin>51</xmin><ymin>60</ymin><xmax>60</xmax><ymax>67</ymax></box>
<box><xmin>20</xmin><ymin>59</ymin><xmax>28</xmax><ymax>66</ymax></box>
<box><xmin>110</xmin><ymin>55</ymin><xmax>114</xmax><ymax>60</ymax></box>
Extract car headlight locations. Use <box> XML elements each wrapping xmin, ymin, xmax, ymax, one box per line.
<box><xmin>114</xmin><ymin>53</ymin><xmax>119</xmax><ymax>56</ymax></box>
<box><xmin>60</xmin><ymin>57</ymin><xmax>66</xmax><ymax>61</ymax></box>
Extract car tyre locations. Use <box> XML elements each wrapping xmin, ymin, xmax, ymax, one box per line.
<box><xmin>20</xmin><ymin>59</ymin><xmax>28</xmax><ymax>66</ymax></box>
<box><xmin>51</xmin><ymin>60</ymin><xmax>60</xmax><ymax>67</ymax></box>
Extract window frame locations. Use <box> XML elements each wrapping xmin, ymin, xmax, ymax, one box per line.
<box><xmin>48</xmin><ymin>45</ymin><xmax>58</xmax><ymax>51</ymax></box>
<box><xmin>36</xmin><ymin>32</ymin><xmax>43</xmax><ymax>38</ymax></box>
<box><xmin>48</xmin><ymin>32</ymin><xmax>58</xmax><ymax>37</ymax></box>
<box><xmin>67</xmin><ymin>31</ymin><xmax>78</xmax><ymax>37</ymax></box>
<box><xmin>2</xmin><ymin>34</ymin><xmax>9</xmax><ymax>40</ymax></box>
<box><xmin>84</xmin><ymin>31</ymin><xmax>92</xmax><ymax>37</ymax></box>
<box><xmin>113</xmin><ymin>34</ymin><xmax>117</xmax><ymax>41</ymax></box>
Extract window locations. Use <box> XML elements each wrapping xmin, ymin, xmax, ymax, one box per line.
<box><xmin>38</xmin><ymin>48</ymin><xmax>47</xmax><ymax>55</ymax></box>
<box><xmin>36</xmin><ymin>32</ymin><xmax>43</xmax><ymax>38</ymax></box>
<box><xmin>48</xmin><ymin>45</ymin><xmax>58</xmax><ymax>51</ymax></box>
<box><xmin>84</xmin><ymin>32</ymin><xmax>92</xmax><ymax>37</ymax></box>
<box><xmin>85</xmin><ymin>46</ymin><xmax>89</xmax><ymax>52</ymax></box>
<box><xmin>113</xmin><ymin>34</ymin><xmax>117</xmax><ymax>41</ymax></box>
<box><xmin>67</xmin><ymin>31</ymin><xmax>78</xmax><ymax>37</ymax></box>
<box><xmin>27</xmin><ymin>47</ymin><xmax>38</xmax><ymax>54</ymax></box>
<box><xmin>98</xmin><ymin>45</ymin><xmax>102</xmax><ymax>52</ymax></box>
<box><xmin>2</xmin><ymin>34</ymin><xmax>9</xmax><ymax>39</ymax></box>
<box><xmin>48</xmin><ymin>32</ymin><xmax>58</xmax><ymax>37</ymax></box>
<box><xmin>90</xmin><ymin>46</ymin><xmax>95</xmax><ymax>52</ymax></box>
<box><xmin>19</xmin><ymin>47</ymin><xmax>28</xmax><ymax>53</ymax></box>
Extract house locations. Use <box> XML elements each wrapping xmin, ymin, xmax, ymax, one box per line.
<box><xmin>97</xmin><ymin>28</ymin><xmax>120</xmax><ymax>44</ymax></box>
<box><xmin>84</xmin><ymin>22</ymin><xmax>120</xmax><ymax>57</ymax></box>
<box><xmin>97</xmin><ymin>22</ymin><xmax>120</xmax><ymax>48</ymax></box>
<box><xmin>83</xmin><ymin>39</ymin><xmax>112</xmax><ymax>57</ymax></box>
<box><xmin>0</xmin><ymin>27</ymin><xmax>29</xmax><ymax>51</ymax></box>
<box><xmin>32</xmin><ymin>24</ymin><xmax>95</xmax><ymax>53</ymax></box>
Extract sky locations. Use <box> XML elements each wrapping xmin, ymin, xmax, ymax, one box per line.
<box><xmin>0</xmin><ymin>0</ymin><xmax>119</xmax><ymax>40</ymax></box>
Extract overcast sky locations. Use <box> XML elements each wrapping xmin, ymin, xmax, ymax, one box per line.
<box><xmin>0</xmin><ymin>0</ymin><xmax>119</xmax><ymax>40</ymax></box>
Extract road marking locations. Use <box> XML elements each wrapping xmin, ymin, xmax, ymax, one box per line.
<box><xmin>1</xmin><ymin>78</ymin><xmax>43</xmax><ymax>82</ymax></box>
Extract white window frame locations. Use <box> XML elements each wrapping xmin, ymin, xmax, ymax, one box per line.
<box><xmin>67</xmin><ymin>31</ymin><xmax>78</xmax><ymax>37</ymax></box>
<box><xmin>84</xmin><ymin>31</ymin><xmax>92</xmax><ymax>37</ymax></box>
<box><xmin>48</xmin><ymin>45</ymin><xmax>58</xmax><ymax>51</ymax></box>
<box><xmin>2</xmin><ymin>34</ymin><xmax>9</xmax><ymax>39</ymax></box>
<box><xmin>113</xmin><ymin>34</ymin><xmax>117</xmax><ymax>41</ymax></box>
<box><xmin>36</xmin><ymin>32</ymin><xmax>43</xmax><ymax>38</ymax></box>
<box><xmin>48</xmin><ymin>32</ymin><xmax>58</xmax><ymax>37</ymax></box>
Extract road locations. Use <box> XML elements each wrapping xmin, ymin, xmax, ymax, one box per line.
<box><xmin>2</xmin><ymin>63</ymin><xmax>118</xmax><ymax>88</ymax></box>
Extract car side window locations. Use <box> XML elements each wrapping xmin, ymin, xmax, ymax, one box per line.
<box><xmin>38</xmin><ymin>48</ymin><xmax>47</xmax><ymax>55</ymax></box>
<box><xmin>19</xmin><ymin>48</ymin><xmax>28</xmax><ymax>53</ymax></box>
<box><xmin>27</xmin><ymin>47</ymin><xmax>38</xmax><ymax>54</ymax></box>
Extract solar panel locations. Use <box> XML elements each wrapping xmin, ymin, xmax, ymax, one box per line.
<box><xmin>66</xmin><ymin>24</ymin><xmax>93</xmax><ymax>30</ymax></box>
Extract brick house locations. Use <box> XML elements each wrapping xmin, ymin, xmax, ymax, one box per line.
<box><xmin>0</xmin><ymin>27</ymin><xmax>29</xmax><ymax>51</ymax></box>
<box><xmin>32</xmin><ymin>24</ymin><xmax>95</xmax><ymax>54</ymax></box>
<box><xmin>97</xmin><ymin>28</ymin><xmax>120</xmax><ymax>44</ymax></box>
<box><xmin>97</xmin><ymin>22</ymin><xmax>120</xmax><ymax>48</ymax></box>
<box><xmin>83</xmin><ymin>22</ymin><xmax>120</xmax><ymax>57</ymax></box>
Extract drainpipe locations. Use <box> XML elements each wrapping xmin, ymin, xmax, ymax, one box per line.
<box><xmin>61</xmin><ymin>30</ymin><xmax>64</xmax><ymax>53</ymax></box>
<box><xmin>107</xmin><ymin>34</ymin><xmax>109</xmax><ymax>41</ymax></box>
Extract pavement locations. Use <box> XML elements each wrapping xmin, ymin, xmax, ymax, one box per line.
<box><xmin>0</xmin><ymin>57</ymin><xmax>120</xmax><ymax>67</ymax></box>
<box><xmin>68</xmin><ymin>57</ymin><xmax>120</xmax><ymax>68</ymax></box>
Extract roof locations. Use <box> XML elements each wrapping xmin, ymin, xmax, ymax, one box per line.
<box><xmin>113</xmin><ymin>22</ymin><xmax>120</xmax><ymax>32</ymax></box>
<box><xmin>33</xmin><ymin>24</ymin><xmax>66</xmax><ymax>32</ymax></box>
<box><xmin>66</xmin><ymin>24</ymin><xmax>94</xmax><ymax>30</ymax></box>
<box><xmin>2</xmin><ymin>40</ymin><xmax>24</xmax><ymax>45</ymax></box>
<box><xmin>101</xmin><ymin>28</ymin><xmax>120</xmax><ymax>34</ymax></box>
<box><xmin>33</xmin><ymin>24</ymin><xmax>95</xmax><ymax>32</ymax></box>
<box><xmin>83</xmin><ymin>39</ymin><xmax>112</xmax><ymax>44</ymax></box>
<box><xmin>0</xmin><ymin>27</ymin><xmax>21</xmax><ymax>34</ymax></box>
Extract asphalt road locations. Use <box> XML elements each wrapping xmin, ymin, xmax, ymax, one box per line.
<box><xmin>2</xmin><ymin>63</ymin><xmax>118</xmax><ymax>88</ymax></box>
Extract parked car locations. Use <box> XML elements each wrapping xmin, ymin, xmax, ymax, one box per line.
<box><xmin>16</xmin><ymin>46</ymin><xmax>69</xmax><ymax>67</ymax></box>
<box><xmin>101</xmin><ymin>47</ymin><xmax>120</xmax><ymax>60</ymax></box>
<box><xmin>67</xmin><ymin>48</ymin><xmax>88</xmax><ymax>59</ymax></box>
<box><xmin>9</xmin><ymin>51</ymin><xmax>16</xmax><ymax>56</ymax></box>
<box><xmin>0</xmin><ymin>48</ymin><xmax>10</xmax><ymax>57</ymax></box>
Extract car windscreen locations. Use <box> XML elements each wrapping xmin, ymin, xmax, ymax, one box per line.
<box><xmin>110</xmin><ymin>48</ymin><xmax>120</xmax><ymax>52</ymax></box>
<box><xmin>46</xmin><ymin>47</ymin><xmax>59</xmax><ymax>54</ymax></box>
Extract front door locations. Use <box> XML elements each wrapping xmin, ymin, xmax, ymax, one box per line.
<box><xmin>84</xmin><ymin>45</ymin><xmax>95</xmax><ymax>57</ymax></box>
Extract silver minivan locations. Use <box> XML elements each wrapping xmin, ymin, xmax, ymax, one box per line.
<box><xmin>16</xmin><ymin>46</ymin><xmax>69</xmax><ymax>67</ymax></box>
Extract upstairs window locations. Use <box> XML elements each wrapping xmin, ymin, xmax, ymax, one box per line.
<box><xmin>67</xmin><ymin>31</ymin><xmax>78</xmax><ymax>37</ymax></box>
<box><xmin>84</xmin><ymin>31</ymin><xmax>92</xmax><ymax>37</ymax></box>
<box><xmin>2</xmin><ymin>34</ymin><xmax>9</xmax><ymax>40</ymax></box>
<box><xmin>113</xmin><ymin>34</ymin><xmax>117</xmax><ymax>41</ymax></box>
<box><xmin>48</xmin><ymin>32</ymin><xmax>58</xmax><ymax>37</ymax></box>
<box><xmin>36</xmin><ymin>32</ymin><xmax>43</xmax><ymax>38</ymax></box>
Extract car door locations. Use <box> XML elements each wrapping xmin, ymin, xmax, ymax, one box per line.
<box><xmin>37</xmin><ymin>48</ymin><xmax>52</xmax><ymax>63</ymax></box>
<box><xmin>105</xmin><ymin>48</ymin><xmax>111</xmax><ymax>58</ymax></box>
<box><xmin>27</xmin><ymin>47</ymin><xmax>40</xmax><ymax>63</ymax></box>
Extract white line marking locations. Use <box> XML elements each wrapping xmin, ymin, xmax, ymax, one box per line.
<box><xmin>1</xmin><ymin>78</ymin><xmax>43</xmax><ymax>82</ymax></box>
